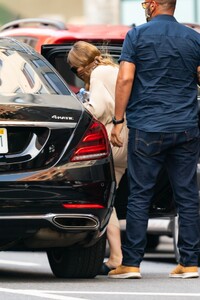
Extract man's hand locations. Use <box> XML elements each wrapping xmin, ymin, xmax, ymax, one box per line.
<box><xmin>110</xmin><ymin>123</ymin><xmax>124</xmax><ymax>147</ymax></box>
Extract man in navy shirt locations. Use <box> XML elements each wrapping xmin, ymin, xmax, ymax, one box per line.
<box><xmin>110</xmin><ymin>0</ymin><xmax>200</xmax><ymax>279</ymax></box>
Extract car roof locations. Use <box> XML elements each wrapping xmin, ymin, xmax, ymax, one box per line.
<box><xmin>0</xmin><ymin>18</ymin><xmax>199</xmax><ymax>53</ymax></box>
<box><xmin>0</xmin><ymin>36</ymin><xmax>36</xmax><ymax>53</ymax></box>
<box><xmin>183</xmin><ymin>22</ymin><xmax>200</xmax><ymax>33</ymax></box>
<box><xmin>0</xmin><ymin>18</ymin><xmax>131</xmax><ymax>52</ymax></box>
<box><xmin>0</xmin><ymin>24</ymin><xmax>130</xmax><ymax>41</ymax></box>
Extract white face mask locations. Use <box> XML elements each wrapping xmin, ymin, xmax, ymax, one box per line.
<box><xmin>145</xmin><ymin>7</ymin><xmax>152</xmax><ymax>22</ymax></box>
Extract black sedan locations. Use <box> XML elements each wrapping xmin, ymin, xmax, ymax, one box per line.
<box><xmin>0</xmin><ymin>37</ymin><xmax>116</xmax><ymax>278</ymax></box>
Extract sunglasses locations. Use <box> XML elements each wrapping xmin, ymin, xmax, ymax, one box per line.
<box><xmin>70</xmin><ymin>66</ymin><xmax>78</xmax><ymax>74</ymax></box>
<box><xmin>141</xmin><ymin>2</ymin><xmax>151</xmax><ymax>9</ymax></box>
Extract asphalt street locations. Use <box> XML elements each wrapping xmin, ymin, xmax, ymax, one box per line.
<box><xmin>0</xmin><ymin>237</ymin><xmax>199</xmax><ymax>300</ymax></box>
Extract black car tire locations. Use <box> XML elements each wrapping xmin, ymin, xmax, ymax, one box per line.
<box><xmin>47</xmin><ymin>233</ymin><xmax>106</xmax><ymax>278</ymax></box>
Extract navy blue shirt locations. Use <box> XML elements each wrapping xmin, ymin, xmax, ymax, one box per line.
<box><xmin>120</xmin><ymin>15</ymin><xmax>200</xmax><ymax>132</ymax></box>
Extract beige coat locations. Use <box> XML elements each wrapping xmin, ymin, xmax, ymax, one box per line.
<box><xmin>83</xmin><ymin>65</ymin><xmax>128</xmax><ymax>187</ymax></box>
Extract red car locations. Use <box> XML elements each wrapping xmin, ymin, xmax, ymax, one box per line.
<box><xmin>0</xmin><ymin>18</ymin><xmax>130</xmax><ymax>52</ymax></box>
<box><xmin>0</xmin><ymin>18</ymin><xmax>130</xmax><ymax>94</ymax></box>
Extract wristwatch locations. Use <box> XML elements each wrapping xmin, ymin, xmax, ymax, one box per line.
<box><xmin>112</xmin><ymin>116</ymin><xmax>124</xmax><ymax>125</ymax></box>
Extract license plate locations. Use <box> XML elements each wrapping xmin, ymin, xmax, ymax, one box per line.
<box><xmin>0</xmin><ymin>128</ymin><xmax>8</xmax><ymax>153</ymax></box>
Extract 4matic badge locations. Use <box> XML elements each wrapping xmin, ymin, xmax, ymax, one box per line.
<box><xmin>51</xmin><ymin>115</ymin><xmax>74</xmax><ymax>121</ymax></box>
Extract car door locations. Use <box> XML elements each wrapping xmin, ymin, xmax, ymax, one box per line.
<box><xmin>41</xmin><ymin>43</ymin><xmax>176</xmax><ymax>219</ymax></box>
<box><xmin>41</xmin><ymin>43</ymin><xmax>123</xmax><ymax>93</ymax></box>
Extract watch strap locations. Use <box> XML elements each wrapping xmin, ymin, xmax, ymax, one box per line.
<box><xmin>112</xmin><ymin>116</ymin><xmax>124</xmax><ymax>125</ymax></box>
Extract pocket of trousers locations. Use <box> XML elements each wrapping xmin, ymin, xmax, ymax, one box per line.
<box><xmin>135</xmin><ymin>129</ymin><xmax>163</xmax><ymax>157</ymax></box>
<box><xmin>183</xmin><ymin>127</ymin><xmax>200</xmax><ymax>153</ymax></box>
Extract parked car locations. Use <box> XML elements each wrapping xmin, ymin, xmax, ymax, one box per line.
<box><xmin>0</xmin><ymin>36</ymin><xmax>117</xmax><ymax>278</ymax></box>
<box><xmin>0</xmin><ymin>18</ymin><xmax>131</xmax><ymax>54</ymax></box>
<box><xmin>0</xmin><ymin>18</ymin><xmax>200</xmax><ymax>261</ymax></box>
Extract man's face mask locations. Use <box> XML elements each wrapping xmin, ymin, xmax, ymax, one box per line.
<box><xmin>141</xmin><ymin>2</ymin><xmax>155</xmax><ymax>22</ymax></box>
<box><xmin>145</xmin><ymin>5</ymin><xmax>153</xmax><ymax>22</ymax></box>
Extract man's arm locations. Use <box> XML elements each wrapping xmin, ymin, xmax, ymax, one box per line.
<box><xmin>110</xmin><ymin>61</ymin><xmax>135</xmax><ymax>147</ymax></box>
<box><xmin>198</xmin><ymin>66</ymin><xmax>200</xmax><ymax>86</ymax></box>
<box><xmin>114</xmin><ymin>61</ymin><xmax>135</xmax><ymax>119</ymax></box>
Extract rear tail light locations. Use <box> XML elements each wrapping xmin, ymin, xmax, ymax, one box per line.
<box><xmin>70</xmin><ymin>119</ymin><xmax>110</xmax><ymax>162</ymax></box>
<box><xmin>62</xmin><ymin>203</ymin><xmax>105</xmax><ymax>209</ymax></box>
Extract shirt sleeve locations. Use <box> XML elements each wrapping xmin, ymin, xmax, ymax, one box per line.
<box><xmin>83</xmin><ymin>67</ymin><xmax>115</xmax><ymax>125</ymax></box>
<box><xmin>119</xmin><ymin>28</ymin><xmax>137</xmax><ymax>64</ymax></box>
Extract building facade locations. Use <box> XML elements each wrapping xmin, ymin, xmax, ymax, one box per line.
<box><xmin>0</xmin><ymin>0</ymin><xmax>199</xmax><ymax>27</ymax></box>
<box><xmin>121</xmin><ymin>0</ymin><xmax>200</xmax><ymax>25</ymax></box>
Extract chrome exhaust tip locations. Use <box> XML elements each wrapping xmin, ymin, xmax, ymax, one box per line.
<box><xmin>52</xmin><ymin>214</ymin><xmax>100</xmax><ymax>230</ymax></box>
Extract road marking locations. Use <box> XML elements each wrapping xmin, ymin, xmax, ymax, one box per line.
<box><xmin>0</xmin><ymin>288</ymin><xmax>200</xmax><ymax>298</ymax></box>
<box><xmin>0</xmin><ymin>260</ymin><xmax>39</xmax><ymax>267</ymax></box>
<box><xmin>0</xmin><ymin>288</ymin><xmax>88</xmax><ymax>300</ymax></box>
<box><xmin>30</xmin><ymin>290</ymin><xmax>200</xmax><ymax>297</ymax></box>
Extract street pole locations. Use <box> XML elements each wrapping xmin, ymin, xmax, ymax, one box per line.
<box><xmin>193</xmin><ymin>0</ymin><xmax>198</xmax><ymax>23</ymax></box>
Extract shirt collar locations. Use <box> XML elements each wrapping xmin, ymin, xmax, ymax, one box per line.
<box><xmin>151</xmin><ymin>15</ymin><xmax>177</xmax><ymax>23</ymax></box>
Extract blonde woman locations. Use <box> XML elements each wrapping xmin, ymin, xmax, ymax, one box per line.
<box><xmin>67</xmin><ymin>41</ymin><xmax>128</xmax><ymax>275</ymax></box>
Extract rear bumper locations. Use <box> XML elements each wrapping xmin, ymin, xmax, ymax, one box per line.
<box><xmin>0</xmin><ymin>211</ymin><xmax>112</xmax><ymax>250</ymax></box>
<box><xmin>0</xmin><ymin>158</ymin><xmax>116</xmax><ymax>250</ymax></box>
<box><xmin>0</xmin><ymin>213</ymin><xmax>100</xmax><ymax>230</ymax></box>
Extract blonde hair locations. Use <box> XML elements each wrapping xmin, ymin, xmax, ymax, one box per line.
<box><xmin>67</xmin><ymin>40</ymin><xmax>116</xmax><ymax>68</ymax></box>
<box><xmin>67</xmin><ymin>41</ymin><xmax>118</xmax><ymax>89</ymax></box>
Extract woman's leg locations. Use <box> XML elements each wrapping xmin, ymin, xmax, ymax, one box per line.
<box><xmin>105</xmin><ymin>208</ymin><xmax>122</xmax><ymax>268</ymax></box>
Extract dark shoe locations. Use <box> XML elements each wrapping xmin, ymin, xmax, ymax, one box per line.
<box><xmin>99</xmin><ymin>263</ymin><xmax>114</xmax><ymax>275</ymax></box>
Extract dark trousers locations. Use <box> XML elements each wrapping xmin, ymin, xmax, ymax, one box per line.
<box><xmin>122</xmin><ymin>127</ymin><xmax>200</xmax><ymax>267</ymax></box>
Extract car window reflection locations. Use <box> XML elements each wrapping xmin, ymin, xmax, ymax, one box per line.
<box><xmin>0</xmin><ymin>48</ymin><xmax>70</xmax><ymax>95</ymax></box>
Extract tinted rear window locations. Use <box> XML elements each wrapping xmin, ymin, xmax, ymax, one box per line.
<box><xmin>0</xmin><ymin>48</ymin><xmax>71</xmax><ymax>95</ymax></box>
